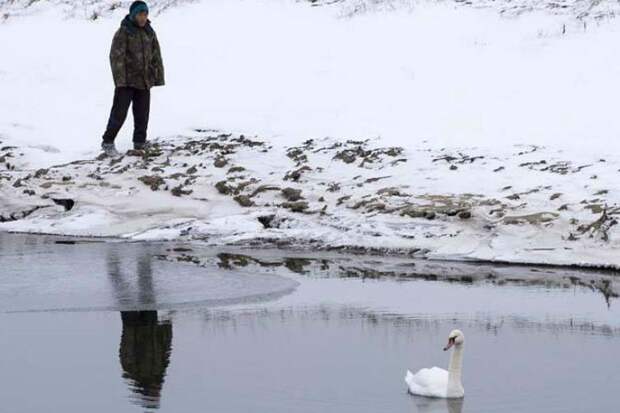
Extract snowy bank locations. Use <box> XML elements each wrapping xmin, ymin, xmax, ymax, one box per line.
<box><xmin>2</xmin><ymin>0</ymin><xmax>620</xmax><ymax>267</ymax></box>
<box><xmin>2</xmin><ymin>130</ymin><xmax>620</xmax><ymax>268</ymax></box>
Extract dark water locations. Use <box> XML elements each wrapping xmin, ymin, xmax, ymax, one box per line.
<box><xmin>0</xmin><ymin>234</ymin><xmax>619</xmax><ymax>413</ymax></box>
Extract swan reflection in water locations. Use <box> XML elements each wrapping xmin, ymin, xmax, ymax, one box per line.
<box><xmin>107</xmin><ymin>249</ymin><xmax>173</xmax><ymax>410</ymax></box>
<box><xmin>413</xmin><ymin>397</ymin><xmax>464</xmax><ymax>413</ymax></box>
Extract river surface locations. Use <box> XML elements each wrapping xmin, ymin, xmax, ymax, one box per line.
<box><xmin>0</xmin><ymin>234</ymin><xmax>618</xmax><ymax>413</ymax></box>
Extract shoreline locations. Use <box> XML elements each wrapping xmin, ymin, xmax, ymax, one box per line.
<box><xmin>2</xmin><ymin>231</ymin><xmax>618</xmax><ymax>306</ymax></box>
<box><xmin>3</xmin><ymin>131</ymin><xmax>620</xmax><ymax>270</ymax></box>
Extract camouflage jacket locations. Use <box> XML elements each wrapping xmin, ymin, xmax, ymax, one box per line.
<box><xmin>109</xmin><ymin>15</ymin><xmax>165</xmax><ymax>89</ymax></box>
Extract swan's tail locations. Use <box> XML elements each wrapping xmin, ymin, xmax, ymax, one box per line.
<box><xmin>404</xmin><ymin>370</ymin><xmax>414</xmax><ymax>386</ymax></box>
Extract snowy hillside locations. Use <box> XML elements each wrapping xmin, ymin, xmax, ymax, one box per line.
<box><xmin>311</xmin><ymin>0</ymin><xmax>620</xmax><ymax>21</ymax></box>
<box><xmin>3</xmin><ymin>0</ymin><xmax>620</xmax><ymax>21</ymax></box>
<box><xmin>2</xmin><ymin>0</ymin><xmax>620</xmax><ymax>267</ymax></box>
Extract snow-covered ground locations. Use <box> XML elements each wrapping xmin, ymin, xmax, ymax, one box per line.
<box><xmin>2</xmin><ymin>0</ymin><xmax>620</xmax><ymax>267</ymax></box>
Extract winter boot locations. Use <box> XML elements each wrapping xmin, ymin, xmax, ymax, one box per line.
<box><xmin>133</xmin><ymin>141</ymin><xmax>149</xmax><ymax>151</ymax></box>
<box><xmin>101</xmin><ymin>142</ymin><xmax>120</xmax><ymax>157</ymax></box>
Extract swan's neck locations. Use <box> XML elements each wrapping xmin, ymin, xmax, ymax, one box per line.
<box><xmin>448</xmin><ymin>343</ymin><xmax>464</xmax><ymax>383</ymax></box>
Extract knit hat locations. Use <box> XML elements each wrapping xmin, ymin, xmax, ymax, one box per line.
<box><xmin>129</xmin><ymin>1</ymin><xmax>149</xmax><ymax>20</ymax></box>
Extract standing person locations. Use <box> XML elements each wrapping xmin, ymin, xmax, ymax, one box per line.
<box><xmin>101</xmin><ymin>1</ymin><xmax>165</xmax><ymax>156</ymax></box>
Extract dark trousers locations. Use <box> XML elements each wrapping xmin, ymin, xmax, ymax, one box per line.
<box><xmin>102</xmin><ymin>87</ymin><xmax>150</xmax><ymax>144</ymax></box>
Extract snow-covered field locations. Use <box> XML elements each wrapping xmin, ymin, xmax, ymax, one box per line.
<box><xmin>2</xmin><ymin>0</ymin><xmax>620</xmax><ymax>267</ymax></box>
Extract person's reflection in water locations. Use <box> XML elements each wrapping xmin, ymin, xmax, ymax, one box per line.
<box><xmin>107</xmin><ymin>248</ymin><xmax>173</xmax><ymax>410</ymax></box>
<box><xmin>119</xmin><ymin>310</ymin><xmax>172</xmax><ymax>410</ymax></box>
<box><xmin>413</xmin><ymin>396</ymin><xmax>464</xmax><ymax>413</ymax></box>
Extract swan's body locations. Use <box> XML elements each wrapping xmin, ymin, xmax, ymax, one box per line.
<box><xmin>405</xmin><ymin>330</ymin><xmax>465</xmax><ymax>399</ymax></box>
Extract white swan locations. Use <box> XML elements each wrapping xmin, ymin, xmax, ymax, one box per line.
<box><xmin>405</xmin><ymin>329</ymin><xmax>465</xmax><ymax>399</ymax></box>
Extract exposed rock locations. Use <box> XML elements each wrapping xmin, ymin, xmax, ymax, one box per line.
<box><xmin>138</xmin><ymin>175</ymin><xmax>165</xmax><ymax>190</ymax></box>
<box><xmin>215</xmin><ymin>180</ymin><xmax>233</xmax><ymax>195</ymax></box>
<box><xmin>234</xmin><ymin>194</ymin><xmax>255</xmax><ymax>207</ymax></box>
<box><xmin>458</xmin><ymin>210</ymin><xmax>472</xmax><ymax>219</ymax></box>
<box><xmin>234</xmin><ymin>179</ymin><xmax>258</xmax><ymax>194</ymax></box>
<box><xmin>227</xmin><ymin>166</ymin><xmax>245</xmax><ymax>174</ymax></box>
<box><xmin>424</xmin><ymin>210</ymin><xmax>436</xmax><ymax>220</ymax></box>
<box><xmin>284</xmin><ymin>165</ymin><xmax>311</xmax><ymax>182</ymax></box>
<box><xmin>333</xmin><ymin>149</ymin><xmax>357</xmax><ymax>164</ymax></box>
<box><xmin>377</xmin><ymin>187</ymin><xmax>407</xmax><ymax>197</ymax></box>
<box><xmin>34</xmin><ymin>168</ymin><xmax>48</xmax><ymax>178</ymax></box>
<box><xmin>383</xmin><ymin>147</ymin><xmax>403</xmax><ymax>157</ymax></box>
<box><xmin>365</xmin><ymin>176</ymin><xmax>391</xmax><ymax>184</ymax></box>
<box><xmin>521</xmin><ymin>160</ymin><xmax>592</xmax><ymax>175</ymax></box>
<box><xmin>502</xmin><ymin>212</ymin><xmax>558</xmax><ymax>225</ymax></box>
<box><xmin>168</xmin><ymin>172</ymin><xmax>186</xmax><ymax>180</ymax></box>
<box><xmin>434</xmin><ymin>153</ymin><xmax>484</xmax><ymax>165</ymax></box>
<box><xmin>250</xmin><ymin>184</ymin><xmax>280</xmax><ymax>197</ymax></box>
<box><xmin>282</xmin><ymin>200</ymin><xmax>309</xmax><ymax>212</ymax></box>
<box><xmin>171</xmin><ymin>185</ymin><xmax>193</xmax><ymax>197</ymax></box>
<box><xmin>214</xmin><ymin>157</ymin><xmax>228</xmax><ymax>168</ymax></box>
<box><xmin>143</xmin><ymin>146</ymin><xmax>163</xmax><ymax>158</ymax></box>
<box><xmin>337</xmin><ymin>195</ymin><xmax>351</xmax><ymax>205</ymax></box>
<box><xmin>401</xmin><ymin>206</ymin><xmax>426</xmax><ymax>218</ymax></box>
<box><xmin>366</xmin><ymin>202</ymin><xmax>386</xmax><ymax>212</ymax></box>
<box><xmin>281</xmin><ymin>187</ymin><xmax>303</xmax><ymax>202</ymax></box>
<box><xmin>390</xmin><ymin>158</ymin><xmax>407</xmax><ymax>166</ymax></box>
<box><xmin>286</xmin><ymin>147</ymin><xmax>308</xmax><ymax>165</ymax></box>
<box><xmin>584</xmin><ymin>204</ymin><xmax>604</xmax><ymax>214</ymax></box>
<box><xmin>359</xmin><ymin>146</ymin><xmax>404</xmax><ymax>167</ymax></box>
<box><xmin>351</xmin><ymin>198</ymin><xmax>378</xmax><ymax>210</ymax></box>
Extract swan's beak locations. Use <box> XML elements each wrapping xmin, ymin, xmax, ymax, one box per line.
<box><xmin>443</xmin><ymin>338</ymin><xmax>455</xmax><ymax>351</ymax></box>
